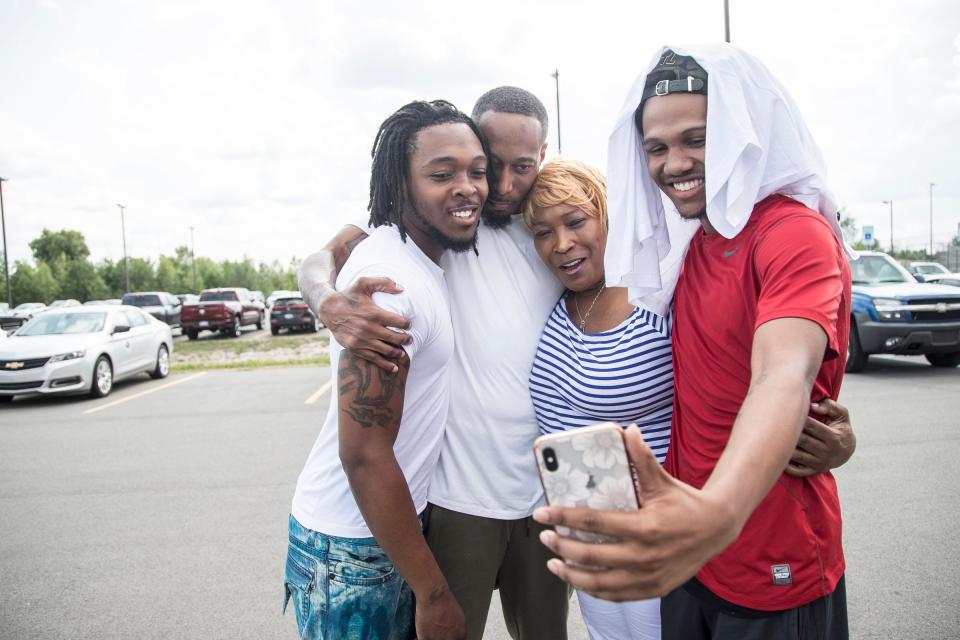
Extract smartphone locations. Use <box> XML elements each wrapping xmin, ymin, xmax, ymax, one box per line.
<box><xmin>533</xmin><ymin>422</ymin><xmax>640</xmax><ymax>543</ymax></box>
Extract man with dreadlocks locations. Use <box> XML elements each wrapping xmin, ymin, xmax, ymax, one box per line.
<box><xmin>298</xmin><ymin>87</ymin><xmax>571</xmax><ymax>640</ymax></box>
<box><xmin>284</xmin><ymin>99</ymin><xmax>488</xmax><ymax>640</ymax></box>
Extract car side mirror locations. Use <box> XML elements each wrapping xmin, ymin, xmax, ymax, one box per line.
<box><xmin>914</xmin><ymin>274</ymin><xmax>926</xmax><ymax>282</ymax></box>
<box><xmin>112</xmin><ymin>324</ymin><xmax>131</xmax><ymax>334</ymax></box>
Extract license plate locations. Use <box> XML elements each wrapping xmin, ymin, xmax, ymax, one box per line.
<box><xmin>284</xmin><ymin>313</ymin><xmax>294</xmax><ymax>319</ymax></box>
<box><xmin>199</xmin><ymin>321</ymin><xmax>209</xmax><ymax>327</ymax></box>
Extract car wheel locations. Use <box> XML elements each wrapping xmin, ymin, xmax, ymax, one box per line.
<box><xmin>256</xmin><ymin>312</ymin><xmax>264</xmax><ymax>330</ymax></box>
<box><xmin>89</xmin><ymin>355</ymin><xmax>114</xmax><ymax>398</ymax></box>
<box><xmin>845</xmin><ymin>321</ymin><xmax>869</xmax><ymax>373</ymax></box>
<box><xmin>271</xmin><ymin>326</ymin><xmax>280</xmax><ymax>336</ymax></box>
<box><xmin>925</xmin><ymin>352</ymin><xmax>960</xmax><ymax>368</ymax></box>
<box><xmin>150</xmin><ymin>344</ymin><xmax>170</xmax><ymax>379</ymax></box>
<box><xmin>187</xmin><ymin>330</ymin><xmax>199</xmax><ymax>340</ymax></box>
<box><xmin>231</xmin><ymin>316</ymin><xmax>242</xmax><ymax>338</ymax></box>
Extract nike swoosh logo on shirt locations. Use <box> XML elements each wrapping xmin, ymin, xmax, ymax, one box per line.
<box><xmin>723</xmin><ymin>247</ymin><xmax>740</xmax><ymax>257</ymax></box>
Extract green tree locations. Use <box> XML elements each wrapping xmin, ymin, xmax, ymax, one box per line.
<box><xmin>29</xmin><ymin>229</ymin><xmax>90</xmax><ymax>263</ymax></box>
<box><xmin>127</xmin><ymin>257</ymin><xmax>156</xmax><ymax>292</ymax></box>
<box><xmin>10</xmin><ymin>260</ymin><xmax>58</xmax><ymax>304</ymax></box>
<box><xmin>60</xmin><ymin>260</ymin><xmax>110</xmax><ymax>301</ymax></box>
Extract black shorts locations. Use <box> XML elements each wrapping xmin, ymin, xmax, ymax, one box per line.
<box><xmin>661</xmin><ymin>576</ymin><xmax>848</xmax><ymax>640</ymax></box>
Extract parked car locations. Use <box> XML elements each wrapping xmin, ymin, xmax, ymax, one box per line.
<box><xmin>0</xmin><ymin>303</ymin><xmax>47</xmax><ymax>331</ymax></box>
<box><xmin>47</xmin><ymin>299</ymin><xmax>82</xmax><ymax>309</ymax></box>
<box><xmin>179</xmin><ymin>287</ymin><xmax>264</xmax><ymax>339</ymax></box>
<box><xmin>266</xmin><ymin>289</ymin><xmax>300</xmax><ymax>310</ymax></box>
<box><xmin>922</xmin><ymin>274</ymin><xmax>960</xmax><ymax>287</ymax></box>
<box><xmin>848</xmin><ymin>251</ymin><xmax>960</xmax><ymax>371</ymax></box>
<box><xmin>908</xmin><ymin>261</ymin><xmax>951</xmax><ymax>278</ymax></box>
<box><xmin>0</xmin><ymin>305</ymin><xmax>173</xmax><ymax>401</ymax></box>
<box><xmin>270</xmin><ymin>296</ymin><xmax>323</xmax><ymax>335</ymax></box>
<box><xmin>121</xmin><ymin>292</ymin><xmax>182</xmax><ymax>328</ymax></box>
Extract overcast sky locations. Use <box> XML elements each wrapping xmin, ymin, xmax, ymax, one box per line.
<box><xmin>1</xmin><ymin>0</ymin><xmax>958</xmax><ymax>267</ymax></box>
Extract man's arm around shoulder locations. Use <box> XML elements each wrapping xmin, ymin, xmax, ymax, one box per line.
<box><xmin>299</xmin><ymin>224</ymin><xmax>412</xmax><ymax>372</ymax></box>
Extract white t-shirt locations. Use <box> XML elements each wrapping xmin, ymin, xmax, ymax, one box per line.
<box><xmin>430</xmin><ymin>221</ymin><xmax>564</xmax><ymax>519</ymax></box>
<box><xmin>291</xmin><ymin>226</ymin><xmax>454</xmax><ymax>537</ymax></box>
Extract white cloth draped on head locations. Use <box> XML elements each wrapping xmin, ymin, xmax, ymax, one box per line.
<box><xmin>603</xmin><ymin>43</ymin><xmax>854</xmax><ymax>316</ymax></box>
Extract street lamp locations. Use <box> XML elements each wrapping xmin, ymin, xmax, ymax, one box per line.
<box><xmin>551</xmin><ymin>69</ymin><xmax>562</xmax><ymax>155</ymax></box>
<box><xmin>882</xmin><ymin>200</ymin><xmax>893</xmax><ymax>254</ymax></box>
<box><xmin>929</xmin><ymin>183</ymin><xmax>935</xmax><ymax>257</ymax></box>
<box><xmin>190</xmin><ymin>226</ymin><xmax>197</xmax><ymax>292</ymax></box>
<box><xmin>0</xmin><ymin>177</ymin><xmax>11</xmax><ymax>307</ymax></box>
<box><xmin>724</xmin><ymin>0</ymin><xmax>731</xmax><ymax>42</ymax></box>
<box><xmin>118</xmin><ymin>204</ymin><xmax>129</xmax><ymax>293</ymax></box>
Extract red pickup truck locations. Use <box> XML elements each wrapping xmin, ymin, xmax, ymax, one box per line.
<box><xmin>180</xmin><ymin>288</ymin><xmax>265</xmax><ymax>339</ymax></box>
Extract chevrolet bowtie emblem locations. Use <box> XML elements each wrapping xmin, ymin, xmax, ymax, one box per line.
<box><xmin>5</xmin><ymin>361</ymin><xmax>25</xmax><ymax>370</ymax></box>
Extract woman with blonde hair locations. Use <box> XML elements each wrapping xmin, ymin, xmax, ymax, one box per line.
<box><xmin>525</xmin><ymin>158</ymin><xmax>671</xmax><ymax>640</ymax></box>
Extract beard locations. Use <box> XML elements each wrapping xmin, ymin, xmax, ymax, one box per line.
<box><xmin>406</xmin><ymin>204</ymin><xmax>478</xmax><ymax>254</ymax></box>
<box><xmin>480</xmin><ymin>201</ymin><xmax>515</xmax><ymax>229</ymax></box>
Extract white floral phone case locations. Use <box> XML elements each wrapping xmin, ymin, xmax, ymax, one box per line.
<box><xmin>534</xmin><ymin>422</ymin><xmax>640</xmax><ymax>543</ymax></box>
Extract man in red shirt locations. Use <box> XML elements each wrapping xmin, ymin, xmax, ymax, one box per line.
<box><xmin>535</xmin><ymin>46</ymin><xmax>852</xmax><ymax>639</ymax></box>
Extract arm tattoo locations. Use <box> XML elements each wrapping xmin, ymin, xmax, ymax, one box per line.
<box><xmin>338</xmin><ymin>350</ymin><xmax>405</xmax><ymax>429</ymax></box>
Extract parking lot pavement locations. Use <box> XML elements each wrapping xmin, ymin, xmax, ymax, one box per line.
<box><xmin>0</xmin><ymin>358</ymin><xmax>957</xmax><ymax>639</ymax></box>
<box><xmin>0</xmin><ymin>366</ymin><xmax>333</xmax><ymax>640</ymax></box>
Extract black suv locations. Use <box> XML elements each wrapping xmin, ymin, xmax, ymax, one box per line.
<box><xmin>121</xmin><ymin>292</ymin><xmax>182</xmax><ymax>328</ymax></box>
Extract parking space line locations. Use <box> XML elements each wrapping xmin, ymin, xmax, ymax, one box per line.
<box><xmin>305</xmin><ymin>379</ymin><xmax>333</xmax><ymax>405</ymax></box>
<box><xmin>82</xmin><ymin>372</ymin><xmax>208</xmax><ymax>415</ymax></box>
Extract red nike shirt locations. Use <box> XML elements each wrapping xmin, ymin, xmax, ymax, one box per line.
<box><xmin>666</xmin><ymin>195</ymin><xmax>851</xmax><ymax>611</ymax></box>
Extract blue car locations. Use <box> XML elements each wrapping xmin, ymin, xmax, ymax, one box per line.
<box><xmin>848</xmin><ymin>252</ymin><xmax>960</xmax><ymax>372</ymax></box>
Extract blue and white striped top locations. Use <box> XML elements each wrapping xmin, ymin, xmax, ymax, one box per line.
<box><xmin>529</xmin><ymin>296</ymin><xmax>674</xmax><ymax>463</ymax></box>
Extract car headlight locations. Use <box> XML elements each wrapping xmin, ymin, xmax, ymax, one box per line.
<box><xmin>49</xmin><ymin>350</ymin><xmax>87</xmax><ymax>362</ymax></box>
<box><xmin>873</xmin><ymin>298</ymin><xmax>905</xmax><ymax>321</ymax></box>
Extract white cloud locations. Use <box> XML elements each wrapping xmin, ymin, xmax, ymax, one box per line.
<box><xmin>1</xmin><ymin>0</ymin><xmax>958</xmax><ymax>271</ymax></box>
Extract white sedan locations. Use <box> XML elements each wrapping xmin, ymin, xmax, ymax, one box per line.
<box><xmin>0</xmin><ymin>305</ymin><xmax>173</xmax><ymax>402</ymax></box>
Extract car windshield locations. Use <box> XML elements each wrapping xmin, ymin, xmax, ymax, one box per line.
<box><xmin>200</xmin><ymin>291</ymin><xmax>238</xmax><ymax>302</ymax></box>
<box><xmin>19</xmin><ymin>312</ymin><xmax>107</xmax><ymax>335</ymax></box>
<box><xmin>850</xmin><ymin>256</ymin><xmax>913</xmax><ymax>285</ymax></box>
<box><xmin>122</xmin><ymin>294</ymin><xmax>162</xmax><ymax>306</ymax></box>
<box><xmin>915</xmin><ymin>264</ymin><xmax>949</xmax><ymax>275</ymax></box>
<box><xmin>274</xmin><ymin>298</ymin><xmax>305</xmax><ymax>306</ymax></box>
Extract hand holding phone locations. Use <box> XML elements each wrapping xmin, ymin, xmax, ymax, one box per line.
<box><xmin>533</xmin><ymin>423</ymin><xmax>640</xmax><ymax>544</ymax></box>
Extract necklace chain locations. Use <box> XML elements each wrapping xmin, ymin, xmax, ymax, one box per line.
<box><xmin>573</xmin><ymin>285</ymin><xmax>605</xmax><ymax>332</ymax></box>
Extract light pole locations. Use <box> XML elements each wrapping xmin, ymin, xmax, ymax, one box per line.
<box><xmin>551</xmin><ymin>69</ymin><xmax>562</xmax><ymax>155</ymax></box>
<box><xmin>190</xmin><ymin>226</ymin><xmax>197</xmax><ymax>292</ymax></box>
<box><xmin>0</xmin><ymin>177</ymin><xmax>11</xmax><ymax>307</ymax></box>
<box><xmin>882</xmin><ymin>200</ymin><xmax>894</xmax><ymax>254</ymax></box>
<box><xmin>118</xmin><ymin>204</ymin><xmax>129</xmax><ymax>293</ymax></box>
<box><xmin>724</xmin><ymin>0</ymin><xmax>731</xmax><ymax>42</ymax></box>
<box><xmin>929</xmin><ymin>183</ymin><xmax>935</xmax><ymax>257</ymax></box>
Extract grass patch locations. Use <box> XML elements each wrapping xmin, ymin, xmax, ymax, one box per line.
<box><xmin>171</xmin><ymin>356</ymin><xmax>329</xmax><ymax>372</ymax></box>
<box><xmin>175</xmin><ymin>333</ymin><xmax>329</xmax><ymax>356</ymax></box>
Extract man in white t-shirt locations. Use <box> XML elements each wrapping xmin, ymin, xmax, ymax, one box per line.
<box><xmin>285</xmin><ymin>99</ymin><xmax>490</xmax><ymax>640</ymax></box>
<box><xmin>299</xmin><ymin>88</ymin><xmax>570</xmax><ymax>640</ymax></box>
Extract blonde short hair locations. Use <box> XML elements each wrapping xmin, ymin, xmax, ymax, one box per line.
<box><xmin>523</xmin><ymin>158</ymin><xmax>607</xmax><ymax>230</ymax></box>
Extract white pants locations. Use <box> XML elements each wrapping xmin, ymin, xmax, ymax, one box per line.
<box><xmin>578</xmin><ymin>590</ymin><xmax>661</xmax><ymax>640</ymax></box>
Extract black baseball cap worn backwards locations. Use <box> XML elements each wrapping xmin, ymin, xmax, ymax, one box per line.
<box><xmin>635</xmin><ymin>49</ymin><xmax>709</xmax><ymax>131</ymax></box>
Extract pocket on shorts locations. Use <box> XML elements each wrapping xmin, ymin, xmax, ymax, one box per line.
<box><xmin>284</xmin><ymin>543</ymin><xmax>317</xmax><ymax>620</ymax></box>
<box><xmin>329</xmin><ymin>545</ymin><xmax>397</xmax><ymax>587</ymax></box>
